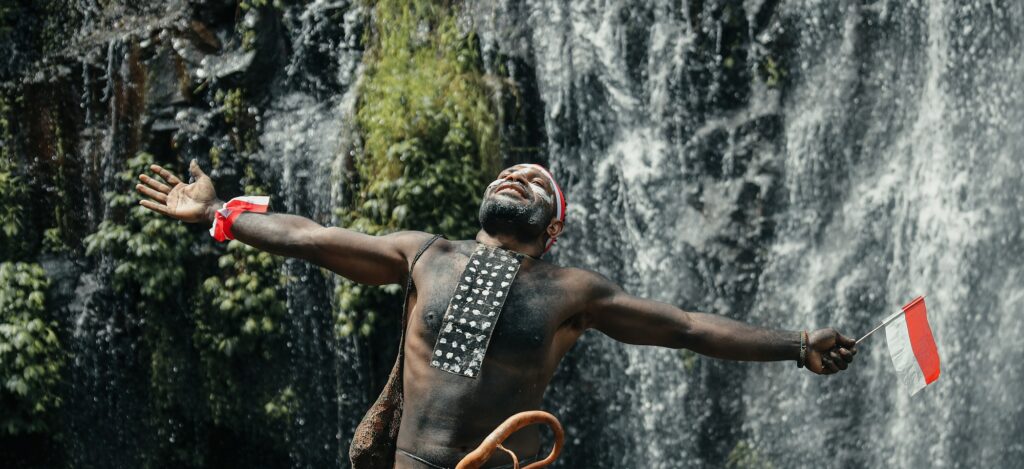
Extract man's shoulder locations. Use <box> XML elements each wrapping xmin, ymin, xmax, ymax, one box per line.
<box><xmin>383</xmin><ymin>231</ymin><xmax>436</xmax><ymax>252</ymax></box>
<box><xmin>544</xmin><ymin>265</ymin><xmax>617</xmax><ymax>294</ymax></box>
<box><xmin>380</xmin><ymin>231</ymin><xmax>459</xmax><ymax>265</ymax></box>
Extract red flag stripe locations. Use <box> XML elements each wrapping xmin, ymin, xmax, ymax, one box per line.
<box><xmin>210</xmin><ymin>196</ymin><xmax>270</xmax><ymax>242</ymax></box>
<box><xmin>902</xmin><ymin>296</ymin><xmax>941</xmax><ymax>384</ymax></box>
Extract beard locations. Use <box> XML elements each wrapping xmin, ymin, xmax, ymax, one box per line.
<box><xmin>478</xmin><ymin>195</ymin><xmax>550</xmax><ymax>243</ymax></box>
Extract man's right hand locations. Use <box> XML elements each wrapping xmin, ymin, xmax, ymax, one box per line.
<box><xmin>136</xmin><ymin>159</ymin><xmax>222</xmax><ymax>224</ymax></box>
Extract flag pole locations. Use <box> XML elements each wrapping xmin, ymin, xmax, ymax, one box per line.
<box><xmin>856</xmin><ymin>309</ymin><xmax>905</xmax><ymax>345</ymax></box>
<box><xmin>856</xmin><ymin>295</ymin><xmax>927</xmax><ymax>345</ymax></box>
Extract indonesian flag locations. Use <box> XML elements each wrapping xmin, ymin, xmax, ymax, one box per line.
<box><xmin>884</xmin><ymin>296</ymin><xmax>941</xmax><ymax>395</ymax></box>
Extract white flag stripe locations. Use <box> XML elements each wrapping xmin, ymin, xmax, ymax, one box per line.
<box><xmin>208</xmin><ymin>196</ymin><xmax>270</xmax><ymax>239</ymax></box>
<box><xmin>885</xmin><ymin>314</ymin><xmax>927</xmax><ymax>395</ymax></box>
<box><xmin>235</xmin><ymin>196</ymin><xmax>270</xmax><ymax>206</ymax></box>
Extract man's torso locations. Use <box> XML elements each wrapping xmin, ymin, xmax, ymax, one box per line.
<box><xmin>395</xmin><ymin>239</ymin><xmax>590</xmax><ymax>467</ymax></box>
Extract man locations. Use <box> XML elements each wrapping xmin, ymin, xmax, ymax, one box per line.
<box><xmin>136</xmin><ymin>160</ymin><xmax>857</xmax><ymax>468</ymax></box>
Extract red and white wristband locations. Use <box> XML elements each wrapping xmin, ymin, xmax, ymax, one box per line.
<box><xmin>209</xmin><ymin>196</ymin><xmax>270</xmax><ymax>242</ymax></box>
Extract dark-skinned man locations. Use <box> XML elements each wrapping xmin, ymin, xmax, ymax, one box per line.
<box><xmin>136</xmin><ymin>160</ymin><xmax>857</xmax><ymax>469</ymax></box>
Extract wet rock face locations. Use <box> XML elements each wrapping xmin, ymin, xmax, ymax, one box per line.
<box><xmin>3</xmin><ymin>1</ymin><xmax>367</xmax><ymax>467</ymax></box>
<box><xmin>4</xmin><ymin>0</ymin><xmax>1024</xmax><ymax>468</ymax></box>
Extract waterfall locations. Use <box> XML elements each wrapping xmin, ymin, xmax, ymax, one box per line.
<box><xmin>475</xmin><ymin>0</ymin><xmax>1024</xmax><ymax>467</ymax></box>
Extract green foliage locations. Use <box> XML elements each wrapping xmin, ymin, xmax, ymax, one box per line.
<box><xmin>677</xmin><ymin>348</ymin><xmax>698</xmax><ymax>372</ymax></box>
<box><xmin>760</xmin><ymin>56</ymin><xmax>785</xmax><ymax>89</ymax></box>
<box><xmin>263</xmin><ymin>385</ymin><xmax>296</xmax><ymax>420</ymax></box>
<box><xmin>214</xmin><ymin>87</ymin><xmax>260</xmax><ymax>158</ymax></box>
<box><xmin>81</xmin><ymin>150</ymin><xmax>291</xmax><ymax>460</ymax></box>
<box><xmin>334</xmin><ymin>283</ymin><xmax>401</xmax><ymax>338</ymax></box>
<box><xmin>0</xmin><ymin>94</ymin><xmax>28</xmax><ymax>258</ymax></box>
<box><xmin>350</xmin><ymin>0</ymin><xmax>499</xmax><ymax>236</ymax></box>
<box><xmin>218</xmin><ymin>88</ymin><xmax>245</xmax><ymax>126</ymax></box>
<box><xmin>0</xmin><ymin>262</ymin><xmax>62</xmax><ymax>436</ymax></box>
<box><xmin>726</xmin><ymin>440</ymin><xmax>774</xmax><ymax>469</ymax></box>
<box><xmin>42</xmin><ymin>227</ymin><xmax>68</xmax><ymax>254</ymax></box>
<box><xmin>209</xmin><ymin>145</ymin><xmax>223</xmax><ymax>169</ymax></box>
<box><xmin>197</xmin><ymin>241</ymin><xmax>286</xmax><ymax>361</ymax></box>
<box><xmin>195</xmin><ymin>240</ymin><xmax>290</xmax><ymax>424</ymax></box>
<box><xmin>46</xmin><ymin>106</ymin><xmax>74</xmax><ymax>255</ymax></box>
<box><xmin>83</xmin><ymin>152</ymin><xmax>197</xmax><ymax>465</ymax></box>
<box><xmin>337</xmin><ymin>0</ymin><xmax>502</xmax><ymax>336</ymax></box>
<box><xmin>84</xmin><ymin>152</ymin><xmax>190</xmax><ymax>303</ymax></box>
<box><xmin>213</xmin><ymin>87</ymin><xmax>267</xmax><ymax>195</ymax></box>
<box><xmin>236</xmin><ymin>0</ymin><xmax>283</xmax><ymax>50</ymax></box>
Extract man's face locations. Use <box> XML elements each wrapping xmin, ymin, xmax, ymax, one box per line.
<box><xmin>478</xmin><ymin>165</ymin><xmax>556</xmax><ymax>241</ymax></box>
<box><xmin>485</xmin><ymin>165</ymin><xmax>555</xmax><ymax>210</ymax></box>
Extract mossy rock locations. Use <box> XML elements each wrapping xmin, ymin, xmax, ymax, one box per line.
<box><xmin>337</xmin><ymin>0</ymin><xmax>503</xmax><ymax>337</ymax></box>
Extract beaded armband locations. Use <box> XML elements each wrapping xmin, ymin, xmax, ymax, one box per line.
<box><xmin>797</xmin><ymin>330</ymin><xmax>808</xmax><ymax>368</ymax></box>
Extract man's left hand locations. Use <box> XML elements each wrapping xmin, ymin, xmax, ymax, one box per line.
<box><xmin>806</xmin><ymin>328</ymin><xmax>857</xmax><ymax>375</ymax></box>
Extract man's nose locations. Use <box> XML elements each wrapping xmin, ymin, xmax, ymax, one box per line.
<box><xmin>503</xmin><ymin>170</ymin><xmax>529</xmax><ymax>185</ymax></box>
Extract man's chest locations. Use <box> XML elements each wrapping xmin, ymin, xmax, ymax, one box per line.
<box><xmin>411</xmin><ymin>258</ymin><xmax>570</xmax><ymax>367</ymax></box>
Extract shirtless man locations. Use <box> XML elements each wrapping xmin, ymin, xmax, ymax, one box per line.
<box><xmin>136</xmin><ymin>160</ymin><xmax>857</xmax><ymax>468</ymax></box>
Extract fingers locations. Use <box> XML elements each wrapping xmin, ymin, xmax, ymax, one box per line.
<box><xmin>836</xmin><ymin>332</ymin><xmax>856</xmax><ymax>349</ymax></box>
<box><xmin>136</xmin><ymin>184</ymin><xmax>168</xmax><ymax>203</ymax></box>
<box><xmin>821</xmin><ymin>355</ymin><xmax>839</xmax><ymax>374</ymax></box>
<box><xmin>806</xmin><ymin>330</ymin><xmax>857</xmax><ymax>375</ymax></box>
<box><xmin>150</xmin><ymin>164</ymin><xmax>184</xmax><ymax>186</ymax></box>
<box><xmin>829</xmin><ymin>350</ymin><xmax>848</xmax><ymax>371</ymax></box>
<box><xmin>189</xmin><ymin>159</ymin><xmax>208</xmax><ymax>180</ymax></box>
<box><xmin>139</xmin><ymin>174</ymin><xmax>172</xmax><ymax>194</ymax></box>
<box><xmin>140</xmin><ymin>199</ymin><xmax>173</xmax><ymax>217</ymax></box>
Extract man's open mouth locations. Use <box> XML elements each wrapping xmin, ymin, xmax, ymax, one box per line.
<box><xmin>495</xmin><ymin>182</ymin><xmax>528</xmax><ymax>198</ymax></box>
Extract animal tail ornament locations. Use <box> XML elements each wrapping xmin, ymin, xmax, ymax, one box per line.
<box><xmin>456</xmin><ymin>411</ymin><xmax>564</xmax><ymax>469</ymax></box>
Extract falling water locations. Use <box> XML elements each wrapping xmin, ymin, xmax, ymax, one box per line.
<box><xmin>475</xmin><ymin>0</ymin><xmax>1024</xmax><ymax>467</ymax></box>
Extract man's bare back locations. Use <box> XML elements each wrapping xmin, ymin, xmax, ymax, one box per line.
<box><xmin>135</xmin><ymin>161</ymin><xmax>858</xmax><ymax>469</ymax></box>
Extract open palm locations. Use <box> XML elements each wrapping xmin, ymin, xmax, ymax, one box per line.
<box><xmin>136</xmin><ymin>159</ymin><xmax>220</xmax><ymax>223</ymax></box>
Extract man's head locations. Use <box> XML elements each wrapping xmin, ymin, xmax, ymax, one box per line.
<box><xmin>478</xmin><ymin>164</ymin><xmax>566</xmax><ymax>253</ymax></box>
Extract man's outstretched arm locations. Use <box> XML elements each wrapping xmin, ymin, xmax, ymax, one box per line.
<box><xmin>135</xmin><ymin>159</ymin><xmax>427</xmax><ymax>286</ymax></box>
<box><xmin>577</xmin><ymin>270</ymin><xmax>856</xmax><ymax>375</ymax></box>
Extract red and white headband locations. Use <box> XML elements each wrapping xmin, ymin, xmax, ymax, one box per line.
<box><xmin>523</xmin><ymin>164</ymin><xmax>567</xmax><ymax>253</ymax></box>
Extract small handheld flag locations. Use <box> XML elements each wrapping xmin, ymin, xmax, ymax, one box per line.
<box><xmin>858</xmin><ymin>296</ymin><xmax>941</xmax><ymax>395</ymax></box>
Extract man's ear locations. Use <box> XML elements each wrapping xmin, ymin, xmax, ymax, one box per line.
<box><xmin>546</xmin><ymin>219</ymin><xmax>564</xmax><ymax>240</ymax></box>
